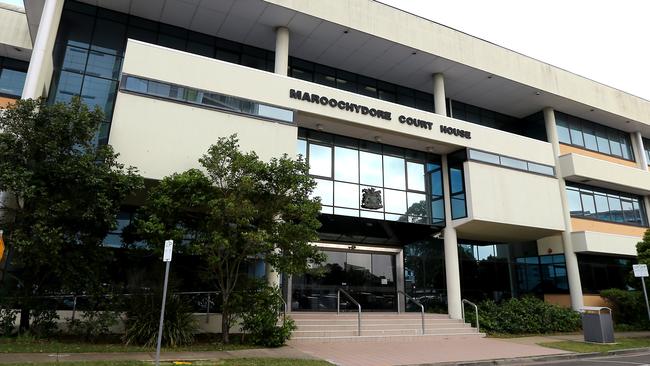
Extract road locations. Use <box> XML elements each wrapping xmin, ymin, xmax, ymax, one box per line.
<box><xmin>534</xmin><ymin>350</ymin><xmax>650</xmax><ymax>365</ymax></box>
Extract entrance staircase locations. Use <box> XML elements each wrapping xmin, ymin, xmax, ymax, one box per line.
<box><xmin>288</xmin><ymin>312</ymin><xmax>485</xmax><ymax>343</ymax></box>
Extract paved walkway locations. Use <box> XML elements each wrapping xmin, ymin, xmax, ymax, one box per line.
<box><xmin>1</xmin><ymin>332</ymin><xmax>649</xmax><ymax>366</ymax></box>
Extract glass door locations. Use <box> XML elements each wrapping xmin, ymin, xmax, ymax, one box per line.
<box><xmin>291</xmin><ymin>248</ymin><xmax>397</xmax><ymax>311</ymax></box>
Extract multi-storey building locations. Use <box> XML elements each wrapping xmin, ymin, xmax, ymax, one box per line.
<box><xmin>2</xmin><ymin>0</ymin><xmax>650</xmax><ymax>321</ymax></box>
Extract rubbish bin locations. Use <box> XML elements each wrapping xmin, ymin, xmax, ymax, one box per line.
<box><xmin>581</xmin><ymin>306</ymin><xmax>615</xmax><ymax>343</ymax></box>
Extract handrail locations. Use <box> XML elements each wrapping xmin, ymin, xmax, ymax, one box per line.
<box><xmin>337</xmin><ymin>288</ymin><xmax>361</xmax><ymax>336</ymax></box>
<box><xmin>274</xmin><ymin>291</ymin><xmax>287</xmax><ymax>325</ymax></box>
<box><xmin>462</xmin><ymin>299</ymin><xmax>479</xmax><ymax>333</ymax></box>
<box><xmin>397</xmin><ymin>290</ymin><xmax>425</xmax><ymax>334</ymax></box>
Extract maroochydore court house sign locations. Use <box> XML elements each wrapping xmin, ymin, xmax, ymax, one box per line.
<box><xmin>289</xmin><ymin>88</ymin><xmax>471</xmax><ymax>139</ymax></box>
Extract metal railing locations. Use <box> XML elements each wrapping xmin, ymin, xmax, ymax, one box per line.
<box><xmin>274</xmin><ymin>291</ymin><xmax>287</xmax><ymax>325</ymax></box>
<box><xmin>397</xmin><ymin>290</ymin><xmax>425</xmax><ymax>334</ymax></box>
<box><xmin>461</xmin><ymin>299</ymin><xmax>479</xmax><ymax>333</ymax></box>
<box><xmin>337</xmin><ymin>288</ymin><xmax>361</xmax><ymax>336</ymax></box>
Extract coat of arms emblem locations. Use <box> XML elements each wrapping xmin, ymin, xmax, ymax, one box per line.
<box><xmin>361</xmin><ymin>187</ymin><xmax>383</xmax><ymax>210</ymax></box>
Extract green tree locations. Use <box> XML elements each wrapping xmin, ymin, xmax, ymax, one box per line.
<box><xmin>0</xmin><ymin>98</ymin><xmax>143</xmax><ymax>332</ymax></box>
<box><xmin>637</xmin><ymin>228</ymin><xmax>650</xmax><ymax>267</ymax></box>
<box><xmin>128</xmin><ymin>135</ymin><xmax>324</xmax><ymax>343</ymax></box>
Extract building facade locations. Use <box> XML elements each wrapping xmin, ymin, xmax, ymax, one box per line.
<box><xmin>2</xmin><ymin>0</ymin><xmax>650</xmax><ymax>319</ymax></box>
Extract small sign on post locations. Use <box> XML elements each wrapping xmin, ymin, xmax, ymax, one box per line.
<box><xmin>155</xmin><ymin>240</ymin><xmax>174</xmax><ymax>366</ymax></box>
<box><xmin>633</xmin><ymin>264</ymin><xmax>650</xmax><ymax>321</ymax></box>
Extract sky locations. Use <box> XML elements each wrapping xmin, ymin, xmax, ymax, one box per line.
<box><xmin>4</xmin><ymin>0</ymin><xmax>649</xmax><ymax>101</ymax></box>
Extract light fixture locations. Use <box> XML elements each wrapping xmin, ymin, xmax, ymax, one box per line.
<box><xmin>316</xmin><ymin>123</ymin><xmax>324</xmax><ymax>131</ymax></box>
<box><xmin>426</xmin><ymin>146</ymin><xmax>435</xmax><ymax>153</ymax></box>
<box><xmin>487</xmin><ymin>75</ymin><xmax>493</xmax><ymax>79</ymax></box>
<box><xmin>411</xmin><ymin>51</ymin><xmax>417</xmax><ymax>55</ymax></box>
<box><xmin>535</xmin><ymin>91</ymin><xmax>541</xmax><ymax>96</ymax></box>
<box><xmin>589</xmin><ymin>108</ymin><xmax>595</xmax><ymax>112</ymax></box>
<box><xmin>343</xmin><ymin>30</ymin><xmax>349</xmax><ymax>34</ymax></box>
<box><xmin>374</xmin><ymin>136</ymin><xmax>382</xmax><ymax>143</ymax></box>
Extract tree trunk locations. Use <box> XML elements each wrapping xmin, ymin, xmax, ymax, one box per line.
<box><xmin>221</xmin><ymin>292</ymin><xmax>230</xmax><ymax>343</ymax></box>
<box><xmin>19</xmin><ymin>306</ymin><xmax>29</xmax><ymax>333</ymax></box>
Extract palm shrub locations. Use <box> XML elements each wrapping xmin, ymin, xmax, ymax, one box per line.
<box><xmin>240</xmin><ymin>284</ymin><xmax>296</xmax><ymax>347</ymax></box>
<box><xmin>123</xmin><ymin>291</ymin><xmax>197</xmax><ymax>347</ymax></box>
<box><xmin>466</xmin><ymin>296</ymin><xmax>581</xmax><ymax>334</ymax></box>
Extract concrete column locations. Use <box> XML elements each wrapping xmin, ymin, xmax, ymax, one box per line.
<box><xmin>274</xmin><ymin>27</ymin><xmax>290</xmax><ymax>76</ymax></box>
<box><xmin>544</xmin><ymin>107</ymin><xmax>584</xmax><ymax>311</ymax></box>
<box><xmin>632</xmin><ymin>132</ymin><xmax>649</xmax><ymax>171</ymax></box>
<box><xmin>441</xmin><ymin>154</ymin><xmax>462</xmax><ymax>320</ymax></box>
<box><xmin>433</xmin><ymin>73</ymin><xmax>447</xmax><ymax>116</ymax></box>
<box><xmin>265</xmin><ymin>263</ymin><xmax>281</xmax><ymax>288</ymax></box>
<box><xmin>22</xmin><ymin>0</ymin><xmax>64</xmax><ymax>99</ymax></box>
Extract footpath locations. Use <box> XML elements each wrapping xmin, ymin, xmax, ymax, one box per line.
<box><xmin>1</xmin><ymin>332</ymin><xmax>649</xmax><ymax>366</ymax></box>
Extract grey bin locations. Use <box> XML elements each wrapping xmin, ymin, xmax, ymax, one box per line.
<box><xmin>581</xmin><ymin>306</ymin><xmax>615</xmax><ymax>343</ymax></box>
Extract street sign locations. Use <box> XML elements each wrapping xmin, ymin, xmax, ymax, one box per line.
<box><xmin>163</xmin><ymin>240</ymin><xmax>174</xmax><ymax>262</ymax></box>
<box><xmin>633</xmin><ymin>264</ymin><xmax>648</xmax><ymax>278</ymax></box>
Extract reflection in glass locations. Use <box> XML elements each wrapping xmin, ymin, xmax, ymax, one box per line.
<box><xmin>359</xmin><ymin>151</ymin><xmax>383</xmax><ymax>186</ymax></box>
<box><xmin>335</xmin><ymin>147</ymin><xmax>359</xmax><ymax>183</ymax></box>
<box><xmin>384</xmin><ymin>189</ymin><xmax>406</xmax><ymax>214</ymax></box>
<box><xmin>451</xmin><ymin>195</ymin><xmax>466</xmax><ymax>219</ymax></box>
<box><xmin>334</xmin><ymin>182</ymin><xmax>359</xmax><ymax>209</ymax></box>
<box><xmin>406</xmin><ymin>162</ymin><xmax>425</xmax><ymax>191</ymax></box>
<box><xmin>450</xmin><ymin>168</ymin><xmax>464</xmax><ymax>194</ymax></box>
<box><xmin>567</xmin><ymin>188</ymin><xmax>582</xmax><ymax>215</ymax></box>
<box><xmin>80</xmin><ymin>76</ymin><xmax>117</xmax><ymax>115</ymax></box>
<box><xmin>594</xmin><ymin>194</ymin><xmax>610</xmax><ymax>221</ymax></box>
<box><xmin>580</xmin><ymin>193</ymin><xmax>596</xmax><ymax>217</ymax></box>
<box><xmin>383</xmin><ymin>156</ymin><xmax>405</xmax><ymax>189</ymax></box>
<box><xmin>334</xmin><ymin>207</ymin><xmax>359</xmax><ymax>217</ymax></box>
<box><xmin>309</xmin><ymin>144</ymin><xmax>332</xmax><ymax>177</ymax></box>
<box><xmin>311</xmin><ymin>179</ymin><xmax>333</xmax><ymax>206</ymax></box>
<box><xmin>407</xmin><ymin>192</ymin><xmax>427</xmax><ymax>216</ymax></box>
<box><xmin>297</xmin><ymin>139</ymin><xmax>307</xmax><ymax>158</ymax></box>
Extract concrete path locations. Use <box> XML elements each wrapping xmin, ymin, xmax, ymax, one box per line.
<box><xmin>291</xmin><ymin>336</ymin><xmax>569</xmax><ymax>366</ymax></box>
<box><xmin>504</xmin><ymin>331</ymin><xmax>650</xmax><ymax>346</ymax></box>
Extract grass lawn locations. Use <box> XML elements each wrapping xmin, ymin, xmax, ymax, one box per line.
<box><xmin>3</xmin><ymin>359</ymin><xmax>333</xmax><ymax>366</ymax></box>
<box><xmin>540</xmin><ymin>337</ymin><xmax>650</xmax><ymax>353</ymax></box>
<box><xmin>0</xmin><ymin>336</ymin><xmax>255</xmax><ymax>353</ymax></box>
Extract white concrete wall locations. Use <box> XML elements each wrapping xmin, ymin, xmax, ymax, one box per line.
<box><xmin>559</xmin><ymin>153</ymin><xmax>650</xmax><ymax>195</ymax></box>
<box><xmin>109</xmin><ymin>93</ymin><xmax>298</xmax><ymax>180</ymax></box>
<box><xmin>0</xmin><ymin>4</ymin><xmax>32</xmax><ymax>55</ymax></box>
<box><xmin>265</xmin><ymin>0</ymin><xmax>650</xmax><ymax>126</ymax></box>
<box><xmin>571</xmin><ymin>231</ymin><xmax>639</xmax><ymax>257</ymax></box>
<box><xmin>463</xmin><ymin>161</ymin><xmax>565</xmax><ymax>231</ymax></box>
<box><xmin>120</xmin><ymin>40</ymin><xmax>556</xmax><ymax>167</ymax></box>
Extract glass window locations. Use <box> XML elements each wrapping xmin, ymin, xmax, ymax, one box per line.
<box><xmin>451</xmin><ymin>195</ymin><xmax>467</xmax><ymax>219</ymax></box>
<box><xmin>85</xmin><ymin>51</ymin><xmax>122</xmax><ymax>80</ymax></box>
<box><xmin>569</xmin><ymin>119</ymin><xmax>583</xmax><ymax>146</ymax></box>
<box><xmin>0</xmin><ymin>69</ymin><xmax>26</xmax><ymax>97</ymax></box>
<box><xmin>311</xmin><ymin>178</ymin><xmax>333</xmax><ymax>206</ymax></box>
<box><xmin>51</xmin><ymin>71</ymin><xmax>83</xmax><ymax>103</ymax></box>
<box><xmin>334</xmin><ymin>147</ymin><xmax>359</xmax><ymax>183</ymax></box>
<box><xmin>384</xmin><ymin>189</ymin><xmax>406</xmax><ymax>214</ymax></box>
<box><xmin>450</xmin><ymin>168</ymin><xmax>464</xmax><ymax>194</ymax></box>
<box><xmin>60</xmin><ymin>46</ymin><xmax>88</xmax><ymax>73</ymax></box>
<box><xmin>406</xmin><ymin>162</ymin><xmax>425</xmax><ymax>191</ymax></box>
<box><xmin>91</xmin><ymin>18</ymin><xmax>127</xmax><ymax>55</ymax></box>
<box><xmin>556</xmin><ymin>118</ymin><xmax>571</xmax><ymax>144</ymax></box>
<box><xmin>608</xmin><ymin>196</ymin><xmax>624</xmax><ymax>223</ymax></box>
<box><xmin>407</xmin><ymin>192</ymin><xmax>427</xmax><ymax>217</ymax></box>
<box><xmin>360</xmin><ymin>151</ymin><xmax>383</xmax><ymax>186</ymax></box>
<box><xmin>500</xmin><ymin>156</ymin><xmax>527</xmax><ymax>170</ymax></box>
<box><xmin>583</xmin><ymin>125</ymin><xmax>598</xmax><ymax>150</ymax></box>
<box><xmin>567</xmin><ymin>188</ymin><xmax>582</xmax><ymax>215</ymax></box>
<box><xmin>124</xmin><ymin>75</ymin><xmax>147</xmax><ymax>92</ymax></box>
<box><xmin>308</xmin><ymin>144</ymin><xmax>332</xmax><ymax>178</ymax></box>
<box><xmin>58</xmin><ymin>11</ymin><xmax>95</xmax><ymax>49</ymax></box>
<box><xmin>431</xmin><ymin>199</ymin><xmax>444</xmax><ymax>223</ymax></box>
<box><xmin>430</xmin><ymin>168</ymin><xmax>443</xmax><ymax>196</ymax></box>
<box><xmin>528</xmin><ymin>162</ymin><xmax>554</xmax><ymax>176</ymax></box>
<box><xmin>187</xmin><ymin>41</ymin><xmax>214</xmax><ymax>58</ymax></box>
<box><xmin>596</xmin><ymin>128</ymin><xmax>611</xmax><ymax>155</ymax></box>
<box><xmin>580</xmin><ymin>193</ymin><xmax>596</xmax><ymax>217</ymax></box>
<box><xmin>80</xmin><ymin>76</ymin><xmax>117</xmax><ymax>116</ymax></box>
<box><xmin>594</xmin><ymin>193</ymin><xmax>611</xmax><ymax>221</ymax></box>
<box><xmin>334</xmin><ymin>182</ymin><xmax>359</xmax><ymax>209</ymax></box>
<box><xmin>297</xmin><ymin>139</ymin><xmax>307</xmax><ymax>159</ymax></box>
<box><xmin>383</xmin><ymin>156</ymin><xmax>406</xmax><ymax>190</ymax></box>
<box><xmin>469</xmin><ymin>150</ymin><xmax>500</xmax><ymax>164</ymax></box>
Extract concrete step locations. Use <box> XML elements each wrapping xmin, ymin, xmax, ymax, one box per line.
<box><xmin>288</xmin><ymin>332</ymin><xmax>487</xmax><ymax>344</ymax></box>
<box><xmin>292</xmin><ymin>327</ymin><xmax>477</xmax><ymax>338</ymax></box>
<box><xmin>294</xmin><ymin>322</ymin><xmax>471</xmax><ymax>330</ymax></box>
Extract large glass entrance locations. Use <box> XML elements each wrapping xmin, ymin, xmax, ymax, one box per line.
<box><xmin>291</xmin><ymin>248</ymin><xmax>398</xmax><ymax>311</ymax></box>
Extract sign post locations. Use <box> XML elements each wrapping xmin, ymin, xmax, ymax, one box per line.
<box><xmin>155</xmin><ymin>240</ymin><xmax>174</xmax><ymax>366</ymax></box>
<box><xmin>633</xmin><ymin>264</ymin><xmax>650</xmax><ymax>321</ymax></box>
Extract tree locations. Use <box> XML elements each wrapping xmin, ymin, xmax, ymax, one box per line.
<box><xmin>637</xmin><ymin>228</ymin><xmax>650</xmax><ymax>267</ymax></box>
<box><xmin>0</xmin><ymin>98</ymin><xmax>143</xmax><ymax>331</ymax></box>
<box><xmin>128</xmin><ymin>135</ymin><xmax>324</xmax><ymax>343</ymax></box>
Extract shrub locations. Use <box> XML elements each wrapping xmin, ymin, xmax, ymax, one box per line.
<box><xmin>240</xmin><ymin>285</ymin><xmax>296</xmax><ymax>347</ymax></box>
<box><xmin>466</xmin><ymin>296</ymin><xmax>581</xmax><ymax>334</ymax></box>
<box><xmin>600</xmin><ymin>288</ymin><xmax>650</xmax><ymax>330</ymax></box>
<box><xmin>0</xmin><ymin>307</ymin><xmax>17</xmax><ymax>336</ymax></box>
<box><xmin>30</xmin><ymin>309</ymin><xmax>60</xmax><ymax>338</ymax></box>
<box><xmin>67</xmin><ymin>310</ymin><xmax>119</xmax><ymax>342</ymax></box>
<box><xmin>123</xmin><ymin>292</ymin><xmax>197</xmax><ymax>347</ymax></box>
